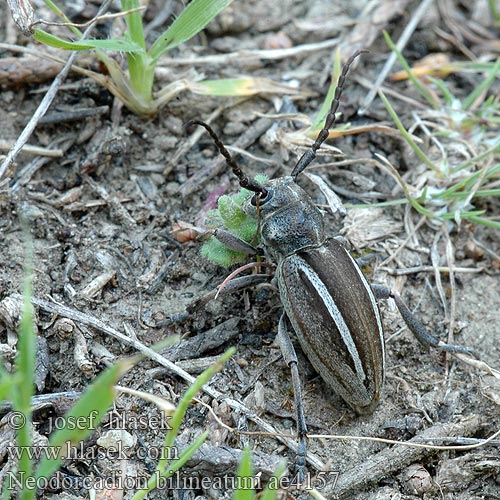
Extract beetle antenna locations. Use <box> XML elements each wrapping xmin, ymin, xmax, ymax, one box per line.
<box><xmin>291</xmin><ymin>49</ymin><xmax>367</xmax><ymax>180</ymax></box>
<box><xmin>185</xmin><ymin>120</ymin><xmax>267</xmax><ymax>196</ymax></box>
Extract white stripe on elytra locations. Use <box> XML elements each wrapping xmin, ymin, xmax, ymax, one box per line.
<box><xmin>298</xmin><ymin>257</ymin><xmax>367</xmax><ymax>382</ymax></box>
<box><xmin>345</xmin><ymin>250</ymin><xmax>386</xmax><ymax>373</ymax></box>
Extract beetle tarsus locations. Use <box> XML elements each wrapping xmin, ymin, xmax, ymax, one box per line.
<box><xmin>371</xmin><ymin>284</ymin><xmax>475</xmax><ymax>357</ymax></box>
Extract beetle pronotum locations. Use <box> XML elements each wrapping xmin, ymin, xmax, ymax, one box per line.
<box><xmin>186</xmin><ymin>50</ymin><xmax>473</xmax><ymax>478</ymax></box>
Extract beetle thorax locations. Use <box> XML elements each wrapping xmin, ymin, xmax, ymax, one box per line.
<box><xmin>245</xmin><ymin>176</ymin><xmax>325</xmax><ymax>260</ymax></box>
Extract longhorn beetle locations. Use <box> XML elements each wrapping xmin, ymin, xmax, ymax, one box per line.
<box><xmin>185</xmin><ymin>50</ymin><xmax>473</xmax><ymax>478</ymax></box>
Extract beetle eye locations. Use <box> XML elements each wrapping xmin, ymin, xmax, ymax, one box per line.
<box><xmin>251</xmin><ymin>189</ymin><xmax>273</xmax><ymax>206</ymax></box>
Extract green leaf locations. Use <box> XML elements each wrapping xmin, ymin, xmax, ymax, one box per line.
<box><xmin>234</xmin><ymin>447</ymin><xmax>255</xmax><ymax>500</ymax></box>
<box><xmin>149</xmin><ymin>0</ymin><xmax>233</xmax><ymax>60</ymax></box>
<box><xmin>12</xmin><ymin>236</ymin><xmax>36</xmax><ymax>500</ymax></box>
<box><xmin>34</xmin><ymin>28</ymin><xmax>143</xmax><ymax>52</ymax></box>
<box><xmin>121</xmin><ymin>0</ymin><xmax>146</xmax><ymax>50</ymax></box>
<box><xmin>35</xmin><ymin>359</ymin><xmax>133</xmax><ymax>481</ymax></box>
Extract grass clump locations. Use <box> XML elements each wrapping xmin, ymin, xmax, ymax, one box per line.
<box><xmin>377</xmin><ymin>32</ymin><xmax>500</xmax><ymax>229</ymax></box>
<box><xmin>13</xmin><ymin>0</ymin><xmax>299</xmax><ymax>117</ymax></box>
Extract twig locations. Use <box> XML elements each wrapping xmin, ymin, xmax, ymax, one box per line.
<box><xmin>0</xmin><ymin>141</ymin><xmax>63</xmax><ymax>157</ymax></box>
<box><xmin>157</xmin><ymin>38</ymin><xmax>340</xmax><ymax>67</ymax></box>
<box><xmin>324</xmin><ymin>415</ymin><xmax>482</xmax><ymax>498</ymax></box>
<box><xmin>12</xmin><ymin>135</ymin><xmax>76</xmax><ymax>189</ymax></box>
<box><xmin>431</xmin><ymin>232</ymin><xmax>448</xmax><ymax>318</ymax></box>
<box><xmin>381</xmin><ymin>265</ymin><xmax>485</xmax><ymax>275</ymax></box>
<box><xmin>161</xmin><ymin>317</ymin><xmax>241</xmax><ymax>362</ymax></box>
<box><xmin>309</xmin><ymin>424</ymin><xmax>500</xmax><ymax>451</ymax></box>
<box><xmin>444</xmin><ymin>227</ymin><xmax>458</xmax><ymax>347</ymax></box>
<box><xmin>37</xmin><ymin>105</ymin><xmax>109</xmax><ymax>125</ymax></box>
<box><xmin>0</xmin><ymin>0</ymin><xmax>113</xmax><ymax>180</ymax></box>
<box><xmin>413</xmin><ymin>436</ymin><xmax>500</xmax><ymax>447</ymax></box>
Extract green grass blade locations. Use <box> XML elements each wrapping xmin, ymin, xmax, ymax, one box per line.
<box><xmin>119</xmin><ymin>0</ymin><xmax>154</xmax><ymax>100</ymax></box>
<box><xmin>121</xmin><ymin>0</ymin><xmax>146</xmax><ymax>50</ymax></box>
<box><xmin>35</xmin><ymin>358</ymin><xmax>134</xmax><ymax>481</ymax></box>
<box><xmin>462</xmin><ymin>58</ymin><xmax>500</xmax><ymax>110</ymax></box>
<box><xmin>438</xmin><ymin>209</ymin><xmax>486</xmax><ymax>220</ymax></box>
<box><xmin>377</xmin><ymin>154</ymin><xmax>440</xmax><ymax>219</ymax></box>
<box><xmin>440</xmin><ymin>189</ymin><xmax>500</xmax><ymax>199</ymax></box>
<box><xmin>383</xmin><ymin>31</ymin><xmax>439</xmax><ymax>109</ymax></box>
<box><xmin>490</xmin><ymin>0</ymin><xmax>500</xmax><ymax>21</ymax></box>
<box><xmin>190</xmin><ymin>77</ymin><xmax>300</xmax><ymax>96</ymax></box>
<box><xmin>149</xmin><ymin>0</ymin><xmax>233</xmax><ymax>60</ymax></box>
<box><xmin>437</xmin><ymin>164</ymin><xmax>500</xmax><ymax>198</ymax></box>
<box><xmin>162</xmin><ymin>348</ymin><xmax>235</xmax><ymax>452</ymax></box>
<box><xmin>452</xmin><ymin>139</ymin><xmax>500</xmax><ymax>174</ymax></box>
<box><xmin>344</xmin><ymin>198</ymin><xmax>409</xmax><ymax>209</ymax></box>
<box><xmin>33</xmin><ymin>28</ymin><xmax>143</xmax><ymax>52</ymax></box>
<box><xmin>160</xmin><ymin>431</ymin><xmax>209</xmax><ymax>479</ymax></box>
<box><xmin>461</xmin><ymin>214</ymin><xmax>500</xmax><ymax>228</ymax></box>
<box><xmin>132</xmin><ymin>348</ymin><xmax>235</xmax><ymax>499</ymax></box>
<box><xmin>427</xmin><ymin>76</ymin><xmax>455</xmax><ymax>106</ymax></box>
<box><xmin>234</xmin><ymin>447</ymin><xmax>255</xmax><ymax>500</ymax></box>
<box><xmin>0</xmin><ymin>372</ymin><xmax>18</xmax><ymax>401</ymax></box>
<box><xmin>378</xmin><ymin>90</ymin><xmax>441</xmax><ymax>175</ymax></box>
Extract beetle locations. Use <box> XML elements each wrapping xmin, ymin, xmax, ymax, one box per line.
<box><xmin>185</xmin><ymin>50</ymin><xmax>473</xmax><ymax>477</ymax></box>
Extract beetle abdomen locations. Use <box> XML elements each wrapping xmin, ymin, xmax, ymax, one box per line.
<box><xmin>278</xmin><ymin>238</ymin><xmax>385</xmax><ymax>414</ymax></box>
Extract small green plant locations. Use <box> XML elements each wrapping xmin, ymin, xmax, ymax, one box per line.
<box><xmin>23</xmin><ymin>0</ymin><xmax>300</xmax><ymax>116</ymax></box>
<box><xmin>375</xmin><ymin>32</ymin><xmax>500</xmax><ymax>229</ymax></box>
<box><xmin>202</xmin><ymin>174</ymin><xmax>267</xmax><ymax>266</ymax></box>
<box><xmin>28</xmin><ymin>0</ymin><xmax>228</xmax><ymax>116</ymax></box>
<box><xmin>233</xmin><ymin>447</ymin><xmax>285</xmax><ymax>500</ymax></box>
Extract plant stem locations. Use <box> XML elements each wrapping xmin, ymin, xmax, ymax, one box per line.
<box><xmin>121</xmin><ymin>0</ymin><xmax>154</xmax><ymax>106</ymax></box>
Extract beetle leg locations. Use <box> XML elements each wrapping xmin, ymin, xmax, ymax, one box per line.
<box><xmin>213</xmin><ymin>228</ymin><xmax>261</xmax><ymax>256</ymax></box>
<box><xmin>371</xmin><ymin>284</ymin><xmax>475</xmax><ymax>357</ymax></box>
<box><xmin>277</xmin><ymin>314</ymin><xmax>308</xmax><ymax>482</ymax></box>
